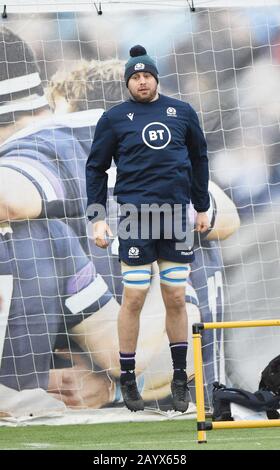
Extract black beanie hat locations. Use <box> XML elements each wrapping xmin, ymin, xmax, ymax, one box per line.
<box><xmin>124</xmin><ymin>45</ymin><xmax>159</xmax><ymax>87</ymax></box>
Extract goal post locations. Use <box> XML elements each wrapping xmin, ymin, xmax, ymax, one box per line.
<box><xmin>193</xmin><ymin>320</ymin><xmax>280</xmax><ymax>444</ymax></box>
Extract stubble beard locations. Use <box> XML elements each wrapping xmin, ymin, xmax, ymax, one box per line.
<box><xmin>130</xmin><ymin>87</ymin><xmax>158</xmax><ymax>103</ymax></box>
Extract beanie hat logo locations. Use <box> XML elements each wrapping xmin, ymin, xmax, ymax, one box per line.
<box><xmin>134</xmin><ymin>63</ymin><xmax>145</xmax><ymax>71</ymax></box>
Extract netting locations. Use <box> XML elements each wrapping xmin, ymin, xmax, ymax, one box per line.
<box><xmin>0</xmin><ymin>4</ymin><xmax>279</xmax><ymax>420</ymax></box>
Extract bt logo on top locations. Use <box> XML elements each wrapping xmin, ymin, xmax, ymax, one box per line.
<box><xmin>142</xmin><ymin>122</ymin><xmax>171</xmax><ymax>149</ymax></box>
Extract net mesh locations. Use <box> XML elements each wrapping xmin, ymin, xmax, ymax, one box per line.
<box><xmin>0</xmin><ymin>4</ymin><xmax>279</xmax><ymax>418</ymax></box>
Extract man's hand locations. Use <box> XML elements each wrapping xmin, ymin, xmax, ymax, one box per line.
<box><xmin>48</xmin><ymin>350</ymin><xmax>114</xmax><ymax>408</ymax></box>
<box><xmin>92</xmin><ymin>220</ymin><xmax>113</xmax><ymax>248</ymax></box>
<box><xmin>195</xmin><ymin>212</ymin><xmax>210</xmax><ymax>234</ymax></box>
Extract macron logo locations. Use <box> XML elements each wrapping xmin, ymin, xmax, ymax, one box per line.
<box><xmin>127</xmin><ymin>113</ymin><xmax>134</xmax><ymax>121</ymax></box>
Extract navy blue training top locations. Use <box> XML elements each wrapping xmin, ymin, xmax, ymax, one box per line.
<box><xmin>86</xmin><ymin>94</ymin><xmax>210</xmax><ymax>214</ymax></box>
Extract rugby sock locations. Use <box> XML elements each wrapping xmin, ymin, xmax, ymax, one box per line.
<box><xmin>119</xmin><ymin>352</ymin><xmax>136</xmax><ymax>384</ymax></box>
<box><xmin>170</xmin><ymin>342</ymin><xmax>188</xmax><ymax>381</ymax></box>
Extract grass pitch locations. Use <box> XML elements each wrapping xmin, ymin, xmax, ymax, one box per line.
<box><xmin>0</xmin><ymin>419</ymin><xmax>280</xmax><ymax>450</ymax></box>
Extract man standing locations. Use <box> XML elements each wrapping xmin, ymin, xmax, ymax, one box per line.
<box><xmin>86</xmin><ymin>44</ymin><xmax>210</xmax><ymax>413</ymax></box>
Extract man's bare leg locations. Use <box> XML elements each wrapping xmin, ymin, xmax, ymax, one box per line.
<box><xmin>161</xmin><ymin>283</ymin><xmax>190</xmax><ymax>412</ymax></box>
<box><xmin>118</xmin><ymin>263</ymin><xmax>151</xmax><ymax>411</ymax></box>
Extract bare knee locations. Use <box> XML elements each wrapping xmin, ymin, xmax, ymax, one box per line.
<box><xmin>161</xmin><ymin>287</ymin><xmax>186</xmax><ymax>311</ymax></box>
<box><xmin>166</xmin><ymin>295</ymin><xmax>186</xmax><ymax>311</ymax></box>
<box><xmin>122</xmin><ymin>288</ymin><xmax>148</xmax><ymax>313</ymax></box>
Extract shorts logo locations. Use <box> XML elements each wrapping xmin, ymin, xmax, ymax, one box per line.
<box><xmin>167</xmin><ymin>107</ymin><xmax>177</xmax><ymax>117</ymax></box>
<box><xmin>134</xmin><ymin>63</ymin><xmax>145</xmax><ymax>71</ymax></box>
<box><xmin>142</xmin><ymin>122</ymin><xmax>171</xmax><ymax>150</ymax></box>
<box><xmin>128</xmin><ymin>246</ymin><xmax>140</xmax><ymax>258</ymax></box>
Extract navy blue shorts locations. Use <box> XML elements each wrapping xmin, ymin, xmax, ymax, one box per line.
<box><xmin>118</xmin><ymin>208</ymin><xmax>194</xmax><ymax>266</ymax></box>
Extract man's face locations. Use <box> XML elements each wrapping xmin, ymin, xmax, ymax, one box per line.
<box><xmin>128</xmin><ymin>72</ymin><xmax>158</xmax><ymax>103</ymax></box>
